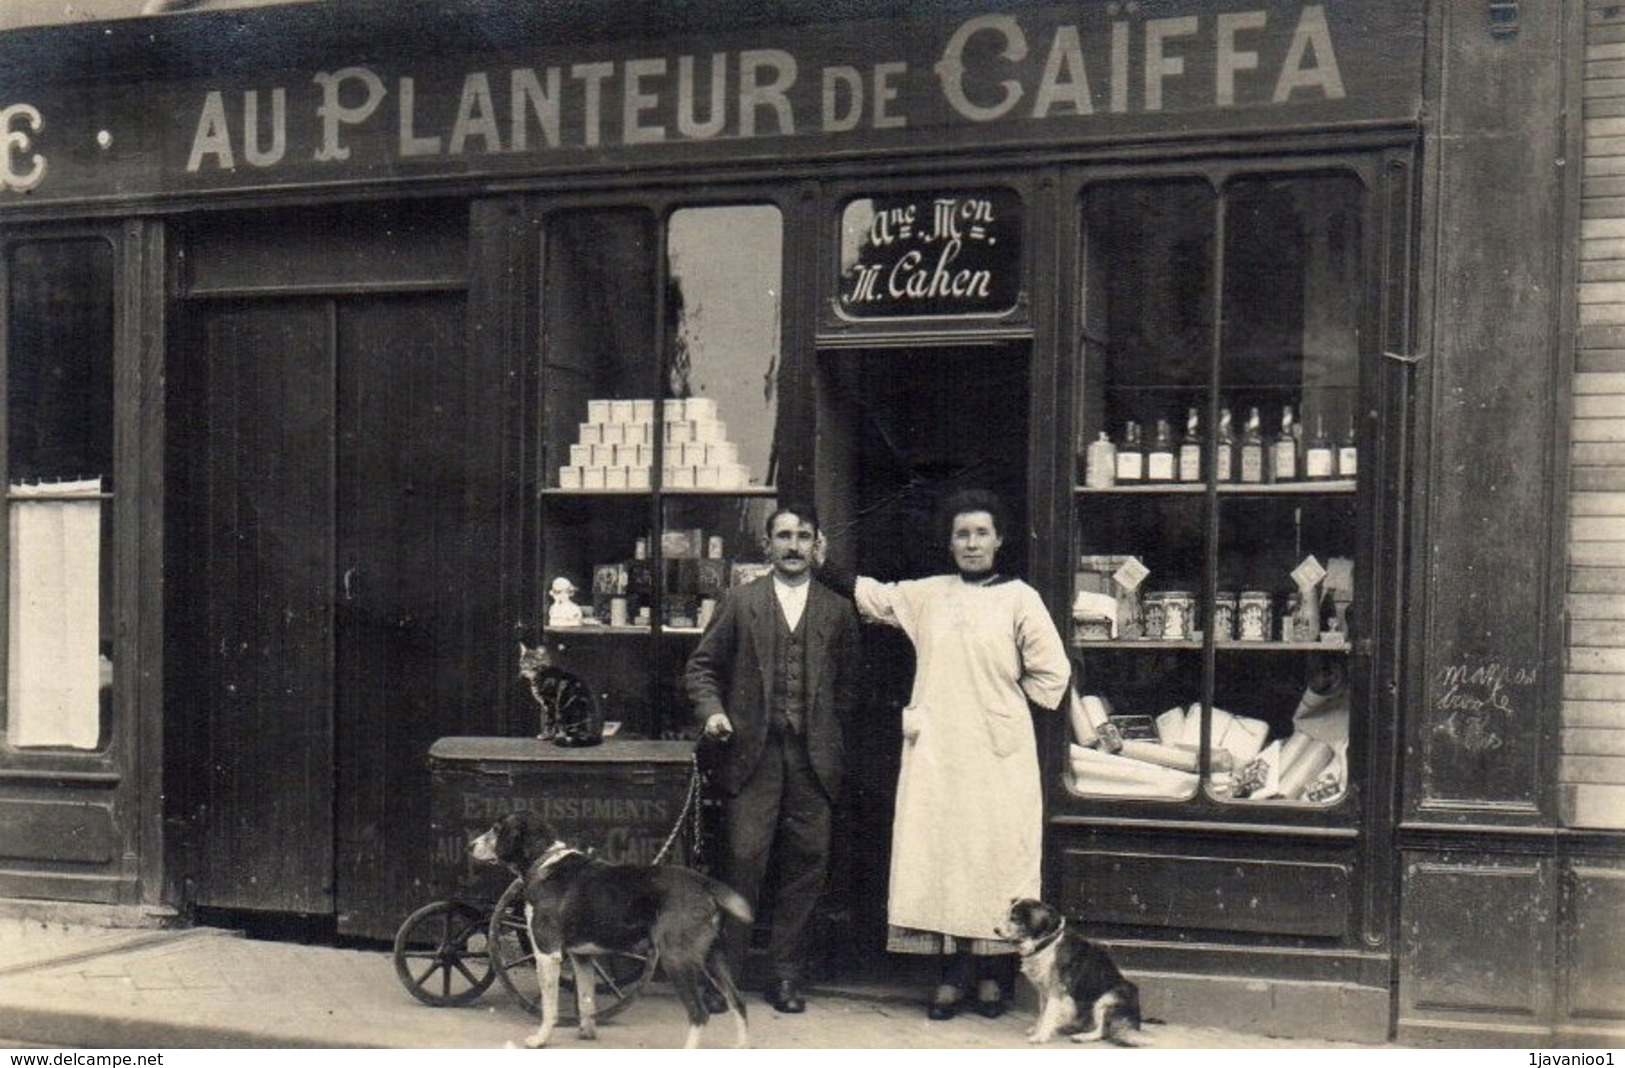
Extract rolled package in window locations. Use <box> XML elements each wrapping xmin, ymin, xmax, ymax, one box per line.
<box><xmin>1068</xmin><ymin>691</ymin><xmax>1113</xmax><ymax>747</ymax></box>
<box><xmin>1277</xmin><ymin>732</ymin><xmax>1336</xmax><ymax>799</ymax></box>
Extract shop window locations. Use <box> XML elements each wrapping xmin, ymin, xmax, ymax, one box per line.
<box><xmin>537</xmin><ymin>204</ymin><xmax>782</xmax><ymax>739</ymax></box>
<box><xmin>1068</xmin><ymin>172</ymin><xmax>1364</xmax><ymax>810</ymax></box>
<box><xmin>3</xmin><ymin>238</ymin><xmax>116</xmax><ymax>751</ymax></box>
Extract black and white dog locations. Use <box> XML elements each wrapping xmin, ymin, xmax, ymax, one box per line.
<box><xmin>471</xmin><ymin>810</ymin><xmax>752</xmax><ymax>1049</ymax></box>
<box><xmin>995</xmin><ymin>898</ymin><xmax>1144</xmax><ymax>1045</ymax></box>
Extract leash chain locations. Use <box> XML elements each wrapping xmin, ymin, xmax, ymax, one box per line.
<box><xmin>651</xmin><ymin>753</ymin><xmax>703</xmax><ymax>867</ymax></box>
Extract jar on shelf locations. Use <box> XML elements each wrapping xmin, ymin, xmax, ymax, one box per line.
<box><xmin>1237</xmin><ymin>590</ymin><xmax>1272</xmax><ymax>642</ymax></box>
<box><xmin>1162</xmin><ymin>590</ymin><xmax>1195</xmax><ymax>641</ymax></box>
<box><xmin>1142</xmin><ymin>591</ymin><xmax>1168</xmax><ymax>639</ymax></box>
<box><xmin>1213</xmin><ymin>591</ymin><xmax>1238</xmax><ymax>641</ymax></box>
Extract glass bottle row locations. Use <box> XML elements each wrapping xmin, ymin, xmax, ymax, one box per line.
<box><xmin>1084</xmin><ymin>404</ymin><xmax>1357</xmax><ymax>487</ymax></box>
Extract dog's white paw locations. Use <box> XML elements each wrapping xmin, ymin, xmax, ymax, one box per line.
<box><xmin>523</xmin><ymin>1033</ymin><xmax>550</xmax><ymax>1049</ymax></box>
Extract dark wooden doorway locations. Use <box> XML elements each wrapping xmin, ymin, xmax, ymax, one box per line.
<box><xmin>813</xmin><ymin>343</ymin><xmax>1031</xmax><ymax>978</ymax></box>
<box><xmin>172</xmin><ymin>289</ymin><xmax>478</xmax><ymax>938</ymax></box>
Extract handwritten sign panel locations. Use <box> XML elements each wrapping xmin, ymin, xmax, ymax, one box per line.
<box><xmin>837</xmin><ymin>190</ymin><xmax>1022</xmax><ymax>318</ymax></box>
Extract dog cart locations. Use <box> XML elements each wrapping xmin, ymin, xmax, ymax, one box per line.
<box><xmin>391</xmin><ymin>736</ymin><xmax>700</xmax><ymax>1017</ymax></box>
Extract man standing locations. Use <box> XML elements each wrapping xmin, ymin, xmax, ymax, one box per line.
<box><xmin>685</xmin><ymin>504</ymin><xmax>859</xmax><ymax>1014</ymax></box>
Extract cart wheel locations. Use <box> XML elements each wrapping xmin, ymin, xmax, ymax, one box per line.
<box><xmin>489</xmin><ymin>876</ymin><xmax>654</xmax><ymax>1020</ymax></box>
<box><xmin>393</xmin><ymin>899</ymin><xmax>496</xmax><ymax>1007</ymax></box>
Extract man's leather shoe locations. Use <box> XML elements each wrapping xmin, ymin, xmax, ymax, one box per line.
<box><xmin>768</xmin><ymin>978</ymin><xmax>806</xmax><ymax>1014</ymax></box>
<box><xmin>700</xmin><ymin>984</ymin><xmax>729</xmax><ymax>1015</ymax></box>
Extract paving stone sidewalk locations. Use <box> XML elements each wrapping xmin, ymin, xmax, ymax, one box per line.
<box><xmin>0</xmin><ymin>922</ymin><xmax>1394</xmax><ymax>1050</ymax></box>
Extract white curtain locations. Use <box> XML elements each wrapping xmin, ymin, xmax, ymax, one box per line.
<box><xmin>8</xmin><ymin>478</ymin><xmax>103</xmax><ymax>749</ymax></box>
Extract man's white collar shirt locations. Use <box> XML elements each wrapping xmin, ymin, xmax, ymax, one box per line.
<box><xmin>773</xmin><ymin>575</ymin><xmax>809</xmax><ymax>631</ymax></box>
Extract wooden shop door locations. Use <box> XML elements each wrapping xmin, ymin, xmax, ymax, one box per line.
<box><xmin>185</xmin><ymin>292</ymin><xmax>468</xmax><ymax>935</ymax></box>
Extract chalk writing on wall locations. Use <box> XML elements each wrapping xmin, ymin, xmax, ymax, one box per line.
<box><xmin>1431</xmin><ymin>659</ymin><xmax>1538</xmax><ymax>755</ymax></box>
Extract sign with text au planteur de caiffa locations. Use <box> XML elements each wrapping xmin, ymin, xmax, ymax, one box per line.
<box><xmin>0</xmin><ymin>2</ymin><xmax>1422</xmax><ymax>206</ymax></box>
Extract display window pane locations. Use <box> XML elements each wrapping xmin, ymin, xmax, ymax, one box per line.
<box><xmin>1067</xmin><ymin>170</ymin><xmax>1365</xmax><ymax>812</ymax></box>
<box><xmin>537</xmin><ymin>204</ymin><xmax>783</xmax><ymax>741</ymax></box>
<box><xmin>4</xmin><ymin>238</ymin><xmax>116</xmax><ymax>752</ymax></box>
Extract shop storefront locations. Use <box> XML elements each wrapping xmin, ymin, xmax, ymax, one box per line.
<box><xmin>0</xmin><ymin>0</ymin><xmax>1610</xmax><ymax>1045</ymax></box>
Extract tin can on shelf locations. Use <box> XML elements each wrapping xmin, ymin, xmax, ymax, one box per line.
<box><xmin>1141</xmin><ymin>592</ymin><xmax>1167</xmax><ymax>639</ymax></box>
<box><xmin>1162</xmin><ymin>590</ymin><xmax>1195</xmax><ymax>641</ymax></box>
<box><xmin>1237</xmin><ymin>590</ymin><xmax>1272</xmax><ymax>642</ymax></box>
<box><xmin>1213</xmin><ymin>591</ymin><xmax>1238</xmax><ymax>641</ymax></box>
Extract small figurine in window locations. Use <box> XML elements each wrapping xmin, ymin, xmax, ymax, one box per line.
<box><xmin>547</xmin><ymin>576</ymin><xmax>584</xmax><ymax>628</ymax></box>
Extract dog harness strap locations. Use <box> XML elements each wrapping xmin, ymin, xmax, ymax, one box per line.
<box><xmin>529</xmin><ymin>842</ymin><xmax>583</xmax><ymax>883</ymax></box>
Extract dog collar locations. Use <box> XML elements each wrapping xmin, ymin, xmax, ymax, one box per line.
<box><xmin>1026</xmin><ymin>917</ymin><xmax>1066</xmax><ymax>956</ymax></box>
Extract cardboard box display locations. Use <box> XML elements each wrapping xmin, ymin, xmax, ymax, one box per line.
<box><xmin>661</xmin><ymin>528</ymin><xmax>705</xmax><ymax>559</ymax></box>
<box><xmin>695</xmin><ymin>558</ymin><xmax>730</xmax><ymax>597</ymax></box>
<box><xmin>730</xmin><ymin>562</ymin><xmax>773</xmax><ymax>587</ymax></box>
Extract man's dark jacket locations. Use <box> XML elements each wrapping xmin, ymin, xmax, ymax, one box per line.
<box><xmin>684</xmin><ymin>575</ymin><xmax>859</xmax><ymax>799</ymax></box>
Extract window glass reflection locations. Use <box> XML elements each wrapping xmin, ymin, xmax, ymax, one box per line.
<box><xmin>666</xmin><ymin>205</ymin><xmax>782</xmax><ymax>487</ymax></box>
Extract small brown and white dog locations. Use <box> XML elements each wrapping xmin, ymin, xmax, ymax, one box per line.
<box><xmin>995</xmin><ymin>898</ymin><xmax>1144</xmax><ymax>1045</ymax></box>
<box><xmin>470</xmin><ymin>810</ymin><xmax>752</xmax><ymax>1049</ymax></box>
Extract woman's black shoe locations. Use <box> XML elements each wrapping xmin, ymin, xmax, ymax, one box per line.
<box><xmin>974</xmin><ymin>978</ymin><xmax>1006</xmax><ymax>1017</ymax></box>
<box><xmin>927</xmin><ymin>983</ymin><xmax>961</xmax><ymax>1020</ymax></box>
<box><xmin>972</xmin><ymin>998</ymin><xmax>1007</xmax><ymax>1019</ymax></box>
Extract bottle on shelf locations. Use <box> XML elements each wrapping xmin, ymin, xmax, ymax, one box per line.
<box><xmin>1238</xmin><ymin>407</ymin><xmax>1265</xmax><ymax>484</ymax></box>
<box><xmin>1115</xmin><ymin>421</ymin><xmax>1144</xmax><ymax>483</ymax></box>
<box><xmin>1304</xmin><ymin>410</ymin><xmax>1335</xmax><ymax>480</ymax></box>
<box><xmin>1319</xmin><ymin>585</ymin><xmax>1342</xmax><ymax>643</ymax></box>
<box><xmin>1270</xmin><ymin>404</ymin><xmax>1298</xmax><ymax>483</ymax></box>
<box><xmin>1216</xmin><ymin>407</ymin><xmax>1235</xmax><ymax>483</ymax></box>
<box><xmin>626</xmin><ymin>536</ymin><xmax>655</xmax><ymax>626</ymax></box>
<box><xmin>1084</xmin><ymin>431</ymin><xmax>1117</xmax><ymax>488</ymax></box>
<box><xmin>1178</xmin><ymin>407</ymin><xmax>1202</xmax><ymax>483</ymax></box>
<box><xmin>1338</xmin><ymin>414</ymin><xmax>1359</xmax><ymax>479</ymax></box>
<box><xmin>1146</xmin><ymin>417</ymin><xmax>1176</xmax><ymax>483</ymax></box>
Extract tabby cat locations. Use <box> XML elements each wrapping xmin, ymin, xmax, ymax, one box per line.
<box><xmin>518</xmin><ymin>641</ymin><xmax>604</xmax><ymax>747</ymax></box>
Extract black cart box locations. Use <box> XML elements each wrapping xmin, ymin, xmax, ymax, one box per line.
<box><xmin>429</xmin><ymin>737</ymin><xmax>695</xmax><ymax>903</ymax></box>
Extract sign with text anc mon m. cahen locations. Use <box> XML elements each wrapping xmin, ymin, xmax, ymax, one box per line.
<box><xmin>0</xmin><ymin>2</ymin><xmax>1422</xmax><ymax>204</ymax></box>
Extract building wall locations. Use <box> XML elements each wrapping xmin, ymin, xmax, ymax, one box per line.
<box><xmin>1569</xmin><ymin>2</ymin><xmax>1625</xmax><ymax>831</ymax></box>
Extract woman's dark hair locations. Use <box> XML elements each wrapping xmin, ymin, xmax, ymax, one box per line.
<box><xmin>764</xmin><ymin>502</ymin><xmax>820</xmax><ymax>535</ymax></box>
<box><xmin>937</xmin><ymin>488</ymin><xmax>1009</xmax><ymax>542</ymax></box>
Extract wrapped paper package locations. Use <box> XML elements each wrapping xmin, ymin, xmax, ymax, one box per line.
<box><xmin>1277</xmin><ymin>732</ymin><xmax>1337</xmax><ymax>800</ymax></box>
<box><xmin>1068</xmin><ymin>691</ymin><xmax>1113</xmax><ymax>747</ymax></box>
<box><xmin>1155</xmin><ymin>705</ymin><xmax>1186</xmax><ymax>743</ymax></box>
<box><xmin>1158</xmin><ymin>702</ymin><xmax>1269</xmax><ymax>766</ymax></box>
<box><xmin>1292</xmin><ymin>671</ymin><xmax>1350</xmax><ymax>800</ymax></box>
<box><xmin>1117</xmin><ymin>739</ymin><xmax>1201</xmax><ymax>772</ymax></box>
<box><xmin>1068</xmin><ymin>743</ymin><xmax>1198</xmax><ymax>800</ymax></box>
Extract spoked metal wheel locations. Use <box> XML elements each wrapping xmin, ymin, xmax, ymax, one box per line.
<box><xmin>392</xmin><ymin>899</ymin><xmax>496</xmax><ymax>1007</ymax></box>
<box><xmin>488</xmin><ymin>876</ymin><xmax>655</xmax><ymax>1020</ymax></box>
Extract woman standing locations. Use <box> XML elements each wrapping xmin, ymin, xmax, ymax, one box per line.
<box><xmin>850</xmin><ymin>489</ymin><xmax>1071</xmax><ymax>1019</ymax></box>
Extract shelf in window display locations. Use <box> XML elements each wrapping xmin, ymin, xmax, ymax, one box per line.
<box><xmin>1071</xmin><ymin>638</ymin><xmax>1349</xmax><ymax>652</ymax></box>
<box><xmin>544</xmin><ymin>624</ymin><xmax>718</xmax><ymax>637</ymax></box>
<box><xmin>541</xmin><ymin>485</ymin><xmax>777</xmax><ymax>498</ymax></box>
<box><xmin>1073</xmin><ymin>480</ymin><xmax>1354</xmax><ymax>496</ymax></box>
